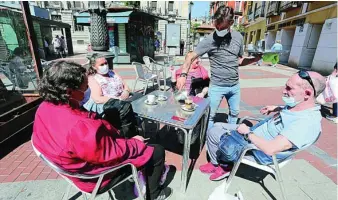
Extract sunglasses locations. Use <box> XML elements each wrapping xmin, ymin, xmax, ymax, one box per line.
<box><xmin>298</xmin><ymin>70</ymin><xmax>316</xmax><ymax>97</ymax></box>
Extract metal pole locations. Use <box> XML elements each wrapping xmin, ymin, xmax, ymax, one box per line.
<box><xmin>20</xmin><ymin>1</ymin><xmax>43</xmax><ymax>78</ymax></box>
<box><xmin>187</xmin><ymin>1</ymin><xmax>193</xmax><ymax>52</ymax></box>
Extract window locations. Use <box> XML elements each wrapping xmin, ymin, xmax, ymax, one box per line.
<box><xmin>235</xmin><ymin>1</ymin><xmax>241</xmax><ymax>12</ymax></box>
<box><xmin>77</xmin><ymin>40</ymin><xmax>84</xmax><ymax>45</ymax></box>
<box><xmin>75</xmin><ymin>25</ymin><xmax>84</xmax><ymax>32</ymax></box>
<box><xmin>168</xmin><ymin>1</ymin><xmax>174</xmax><ymax>11</ymax></box>
<box><xmin>151</xmin><ymin>1</ymin><xmax>157</xmax><ymax>10</ymax></box>
<box><xmin>51</xmin><ymin>15</ymin><xmax>61</xmax><ymax>31</ymax></box>
<box><xmin>74</xmin><ymin>1</ymin><xmax>82</xmax><ymax>8</ymax></box>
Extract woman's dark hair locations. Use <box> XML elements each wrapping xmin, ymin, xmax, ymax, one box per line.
<box><xmin>213</xmin><ymin>5</ymin><xmax>234</xmax><ymax>23</ymax></box>
<box><xmin>87</xmin><ymin>53</ymin><xmax>105</xmax><ymax>75</ymax></box>
<box><xmin>39</xmin><ymin>60</ymin><xmax>86</xmax><ymax>105</ymax></box>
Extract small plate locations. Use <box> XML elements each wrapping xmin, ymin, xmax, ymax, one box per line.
<box><xmin>181</xmin><ymin>104</ymin><xmax>196</xmax><ymax>112</ymax></box>
<box><xmin>157</xmin><ymin>95</ymin><xmax>168</xmax><ymax>101</ymax></box>
<box><xmin>144</xmin><ymin>99</ymin><xmax>158</xmax><ymax>105</ymax></box>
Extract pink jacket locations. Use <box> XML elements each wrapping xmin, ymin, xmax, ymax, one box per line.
<box><xmin>175</xmin><ymin>65</ymin><xmax>209</xmax><ymax>80</ymax></box>
<box><xmin>32</xmin><ymin>102</ymin><xmax>153</xmax><ymax>192</ymax></box>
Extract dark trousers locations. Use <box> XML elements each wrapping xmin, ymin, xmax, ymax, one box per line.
<box><xmin>333</xmin><ymin>103</ymin><xmax>337</xmax><ymax>117</ymax></box>
<box><xmin>98</xmin><ymin>144</ymin><xmax>165</xmax><ymax>199</ymax></box>
<box><xmin>180</xmin><ymin>46</ymin><xmax>184</xmax><ymax>56</ymax></box>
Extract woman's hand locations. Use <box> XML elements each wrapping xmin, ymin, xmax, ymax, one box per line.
<box><xmin>133</xmin><ymin>135</ymin><xmax>145</xmax><ymax>142</ymax></box>
<box><xmin>120</xmin><ymin>90</ymin><xmax>130</xmax><ymax>100</ymax></box>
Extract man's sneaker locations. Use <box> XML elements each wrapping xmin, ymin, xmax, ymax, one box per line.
<box><xmin>133</xmin><ymin>171</ymin><xmax>146</xmax><ymax>198</ymax></box>
<box><xmin>209</xmin><ymin>166</ymin><xmax>231</xmax><ymax>181</ymax></box>
<box><xmin>160</xmin><ymin>164</ymin><xmax>170</xmax><ymax>185</ymax></box>
<box><xmin>199</xmin><ymin>162</ymin><xmax>218</xmax><ymax>174</ymax></box>
<box><xmin>154</xmin><ymin>187</ymin><xmax>173</xmax><ymax>200</ymax></box>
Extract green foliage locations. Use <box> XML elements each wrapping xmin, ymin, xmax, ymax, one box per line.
<box><xmin>233</xmin><ymin>24</ymin><xmax>245</xmax><ymax>33</ymax></box>
<box><xmin>124</xmin><ymin>1</ymin><xmax>140</xmax><ymax>8</ymax></box>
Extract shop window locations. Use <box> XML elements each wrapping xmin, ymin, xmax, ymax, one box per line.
<box><xmin>77</xmin><ymin>40</ymin><xmax>84</xmax><ymax>45</ymax></box>
<box><xmin>51</xmin><ymin>15</ymin><xmax>61</xmax><ymax>31</ymax></box>
<box><xmin>0</xmin><ymin>9</ymin><xmax>41</xmax><ymax>116</ymax></box>
<box><xmin>75</xmin><ymin>25</ymin><xmax>84</xmax><ymax>32</ymax></box>
<box><xmin>168</xmin><ymin>1</ymin><xmax>174</xmax><ymax>11</ymax></box>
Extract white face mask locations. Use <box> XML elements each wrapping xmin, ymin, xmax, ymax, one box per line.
<box><xmin>98</xmin><ymin>64</ymin><xmax>109</xmax><ymax>75</ymax></box>
<box><xmin>282</xmin><ymin>96</ymin><xmax>302</xmax><ymax>107</ymax></box>
<box><xmin>215</xmin><ymin>28</ymin><xmax>229</xmax><ymax>37</ymax></box>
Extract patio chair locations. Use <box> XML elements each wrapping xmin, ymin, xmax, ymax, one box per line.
<box><xmin>31</xmin><ymin>139</ymin><xmax>145</xmax><ymax>200</ymax></box>
<box><xmin>212</xmin><ymin>116</ymin><xmax>322</xmax><ymax>200</ymax></box>
<box><xmin>132</xmin><ymin>62</ymin><xmax>160</xmax><ymax>95</ymax></box>
<box><xmin>143</xmin><ymin>56</ymin><xmax>166</xmax><ymax>90</ymax></box>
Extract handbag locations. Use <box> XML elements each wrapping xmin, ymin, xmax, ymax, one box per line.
<box><xmin>102</xmin><ymin>98</ymin><xmax>139</xmax><ymax>138</ymax></box>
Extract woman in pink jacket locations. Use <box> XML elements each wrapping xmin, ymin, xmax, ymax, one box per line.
<box><xmin>32</xmin><ymin>61</ymin><xmax>172</xmax><ymax>200</ymax></box>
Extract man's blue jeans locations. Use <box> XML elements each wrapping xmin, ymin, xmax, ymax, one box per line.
<box><xmin>208</xmin><ymin>84</ymin><xmax>241</xmax><ymax>129</ymax></box>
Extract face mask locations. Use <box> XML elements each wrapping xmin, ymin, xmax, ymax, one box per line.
<box><xmin>282</xmin><ymin>96</ymin><xmax>301</xmax><ymax>107</ymax></box>
<box><xmin>98</xmin><ymin>64</ymin><xmax>109</xmax><ymax>75</ymax></box>
<box><xmin>215</xmin><ymin>28</ymin><xmax>229</xmax><ymax>37</ymax></box>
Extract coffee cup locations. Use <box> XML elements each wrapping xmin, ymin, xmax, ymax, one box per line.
<box><xmin>185</xmin><ymin>98</ymin><xmax>193</xmax><ymax>110</ymax></box>
<box><xmin>147</xmin><ymin>95</ymin><xmax>156</xmax><ymax>104</ymax></box>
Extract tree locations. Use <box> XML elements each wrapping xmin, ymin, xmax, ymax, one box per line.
<box><xmin>233</xmin><ymin>24</ymin><xmax>245</xmax><ymax>33</ymax></box>
<box><xmin>124</xmin><ymin>1</ymin><xmax>140</xmax><ymax>8</ymax></box>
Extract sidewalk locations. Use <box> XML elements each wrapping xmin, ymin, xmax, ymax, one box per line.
<box><xmin>0</xmin><ymin>57</ymin><xmax>337</xmax><ymax>200</ymax></box>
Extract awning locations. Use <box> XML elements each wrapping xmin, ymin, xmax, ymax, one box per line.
<box><xmin>75</xmin><ymin>11</ymin><xmax>132</xmax><ymax>25</ymax></box>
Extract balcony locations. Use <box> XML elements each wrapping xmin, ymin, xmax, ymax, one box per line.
<box><xmin>45</xmin><ymin>1</ymin><xmax>62</xmax><ymax>9</ymax></box>
<box><xmin>248</xmin><ymin>12</ymin><xmax>254</xmax><ymax>22</ymax></box>
<box><xmin>266</xmin><ymin>1</ymin><xmax>280</xmax><ymax>17</ymax></box>
<box><xmin>279</xmin><ymin>1</ymin><xmax>302</xmax><ymax>12</ymax></box>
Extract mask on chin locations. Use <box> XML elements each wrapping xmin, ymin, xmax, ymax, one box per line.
<box><xmin>282</xmin><ymin>96</ymin><xmax>301</xmax><ymax>107</ymax></box>
<box><xmin>98</xmin><ymin>64</ymin><xmax>109</xmax><ymax>75</ymax></box>
<box><xmin>215</xmin><ymin>28</ymin><xmax>229</xmax><ymax>37</ymax></box>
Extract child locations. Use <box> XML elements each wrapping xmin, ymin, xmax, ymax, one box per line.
<box><xmin>172</xmin><ymin>51</ymin><xmax>210</xmax><ymax>98</ymax></box>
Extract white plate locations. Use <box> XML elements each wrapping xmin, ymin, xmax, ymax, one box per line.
<box><xmin>157</xmin><ymin>95</ymin><xmax>168</xmax><ymax>101</ymax></box>
<box><xmin>181</xmin><ymin>104</ymin><xmax>196</xmax><ymax>112</ymax></box>
<box><xmin>144</xmin><ymin>99</ymin><xmax>157</xmax><ymax>105</ymax></box>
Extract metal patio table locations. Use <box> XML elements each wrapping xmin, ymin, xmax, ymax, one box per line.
<box><xmin>131</xmin><ymin>90</ymin><xmax>210</xmax><ymax>193</ymax></box>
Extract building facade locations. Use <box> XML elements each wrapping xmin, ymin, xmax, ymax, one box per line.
<box><xmin>265</xmin><ymin>1</ymin><xmax>337</xmax><ymax>73</ymax></box>
<box><xmin>140</xmin><ymin>1</ymin><xmax>190</xmax><ymax>54</ymax></box>
<box><xmin>39</xmin><ymin>1</ymin><xmax>90</xmax><ymax>54</ymax></box>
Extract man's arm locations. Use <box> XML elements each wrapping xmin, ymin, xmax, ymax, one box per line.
<box><xmin>238</xmin><ymin>55</ymin><xmax>262</xmax><ymax>66</ymax></box>
<box><xmin>248</xmin><ymin>134</ymin><xmax>293</xmax><ymax>156</ymax></box>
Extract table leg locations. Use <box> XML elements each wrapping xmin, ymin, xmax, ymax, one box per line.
<box><xmin>179</xmin><ymin>128</ymin><xmax>193</xmax><ymax>193</ymax></box>
<box><xmin>200</xmin><ymin>107</ymin><xmax>210</xmax><ymax>152</ymax></box>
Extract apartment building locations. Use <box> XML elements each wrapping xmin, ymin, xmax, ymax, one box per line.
<box><xmin>140</xmin><ymin>1</ymin><xmax>190</xmax><ymax>54</ymax></box>
<box><xmin>241</xmin><ymin>1</ymin><xmax>267</xmax><ymax>48</ymax></box>
<box><xmin>265</xmin><ymin>1</ymin><xmax>337</xmax><ymax>73</ymax></box>
<box><xmin>41</xmin><ymin>1</ymin><xmax>90</xmax><ymax>54</ymax></box>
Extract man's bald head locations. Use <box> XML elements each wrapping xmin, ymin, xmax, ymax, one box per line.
<box><xmin>292</xmin><ymin>71</ymin><xmax>326</xmax><ymax>98</ymax></box>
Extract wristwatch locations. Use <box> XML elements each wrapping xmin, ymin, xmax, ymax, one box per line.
<box><xmin>244</xmin><ymin>132</ymin><xmax>253</xmax><ymax>142</ymax></box>
<box><xmin>180</xmin><ymin>73</ymin><xmax>188</xmax><ymax>78</ymax></box>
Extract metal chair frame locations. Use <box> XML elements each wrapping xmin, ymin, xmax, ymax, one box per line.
<box><xmin>223</xmin><ymin>116</ymin><xmax>321</xmax><ymax>200</ymax></box>
<box><xmin>31</xmin><ymin>140</ymin><xmax>145</xmax><ymax>200</ymax></box>
<box><xmin>132</xmin><ymin>62</ymin><xmax>160</xmax><ymax>95</ymax></box>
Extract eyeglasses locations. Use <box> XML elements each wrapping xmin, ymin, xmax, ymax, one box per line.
<box><xmin>298</xmin><ymin>70</ymin><xmax>316</xmax><ymax>97</ymax></box>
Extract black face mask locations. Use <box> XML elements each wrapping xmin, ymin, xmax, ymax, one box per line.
<box><xmin>213</xmin><ymin>31</ymin><xmax>232</xmax><ymax>48</ymax></box>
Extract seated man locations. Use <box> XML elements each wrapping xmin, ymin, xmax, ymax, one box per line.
<box><xmin>200</xmin><ymin>71</ymin><xmax>326</xmax><ymax>181</ymax></box>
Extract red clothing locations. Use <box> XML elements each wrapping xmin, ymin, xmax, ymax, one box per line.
<box><xmin>32</xmin><ymin>102</ymin><xmax>153</xmax><ymax>193</ymax></box>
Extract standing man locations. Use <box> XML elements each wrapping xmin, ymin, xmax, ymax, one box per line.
<box><xmin>180</xmin><ymin>39</ymin><xmax>185</xmax><ymax>56</ymax></box>
<box><xmin>176</xmin><ymin>6</ymin><xmax>261</xmax><ymax>129</ymax></box>
<box><xmin>52</xmin><ymin>35</ymin><xmax>61</xmax><ymax>58</ymax></box>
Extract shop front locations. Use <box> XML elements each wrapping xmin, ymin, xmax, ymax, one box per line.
<box><xmin>76</xmin><ymin>10</ymin><xmax>162</xmax><ymax>63</ymax></box>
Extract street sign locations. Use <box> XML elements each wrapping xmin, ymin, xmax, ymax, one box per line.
<box><xmin>166</xmin><ymin>24</ymin><xmax>180</xmax><ymax>47</ymax></box>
